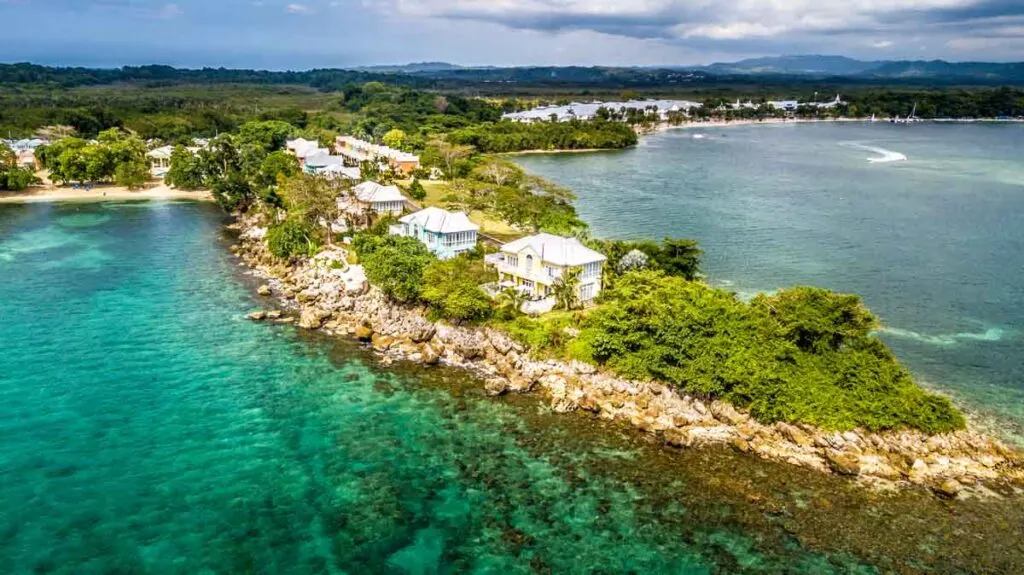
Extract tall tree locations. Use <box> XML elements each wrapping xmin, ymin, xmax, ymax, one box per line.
<box><xmin>278</xmin><ymin>174</ymin><xmax>343</xmax><ymax>246</ymax></box>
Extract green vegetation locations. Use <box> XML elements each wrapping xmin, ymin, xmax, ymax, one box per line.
<box><xmin>421</xmin><ymin>257</ymin><xmax>494</xmax><ymax>322</ymax></box>
<box><xmin>267</xmin><ymin>217</ymin><xmax>319</xmax><ymax>260</ymax></box>
<box><xmin>0</xmin><ymin>144</ymin><xmax>39</xmax><ymax>191</ymax></box>
<box><xmin>548</xmin><ymin>272</ymin><xmax>964</xmax><ymax>433</ymax></box>
<box><xmin>355</xmin><ymin>235</ymin><xmax>435</xmax><ymax>303</ymax></box>
<box><xmin>434</xmin><ymin>158</ymin><xmax>587</xmax><ymax>236</ymax></box>
<box><xmin>447</xmin><ymin>119</ymin><xmax>637</xmax><ymax>152</ymax></box>
<box><xmin>35</xmin><ymin>128</ymin><xmax>149</xmax><ymax>188</ymax></box>
<box><xmin>20</xmin><ymin>68</ymin><xmax>964</xmax><ymax>436</ymax></box>
<box><xmin>588</xmin><ymin>237</ymin><xmax>703</xmax><ymax>281</ymax></box>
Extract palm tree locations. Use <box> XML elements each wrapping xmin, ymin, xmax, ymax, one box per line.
<box><xmin>551</xmin><ymin>267</ymin><xmax>581</xmax><ymax>311</ymax></box>
<box><xmin>499</xmin><ymin>286</ymin><xmax>527</xmax><ymax>315</ymax></box>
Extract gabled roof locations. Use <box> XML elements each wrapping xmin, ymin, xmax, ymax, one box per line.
<box><xmin>400</xmin><ymin>207</ymin><xmax>478</xmax><ymax>234</ymax></box>
<box><xmin>500</xmin><ymin>233</ymin><xmax>606</xmax><ymax>267</ymax></box>
<box><xmin>317</xmin><ymin>164</ymin><xmax>361</xmax><ymax>179</ymax></box>
<box><xmin>147</xmin><ymin>145</ymin><xmax>174</xmax><ymax>159</ymax></box>
<box><xmin>304</xmin><ymin>152</ymin><xmax>343</xmax><ymax>167</ymax></box>
<box><xmin>353</xmin><ymin>181</ymin><xmax>405</xmax><ymax>203</ymax></box>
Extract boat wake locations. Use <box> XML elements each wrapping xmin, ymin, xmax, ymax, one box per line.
<box><xmin>879</xmin><ymin>326</ymin><xmax>1007</xmax><ymax>346</ymax></box>
<box><xmin>840</xmin><ymin>142</ymin><xmax>908</xmax><ymax>163</ymax></box>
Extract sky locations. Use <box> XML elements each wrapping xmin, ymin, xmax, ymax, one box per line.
<box><xmin>1</xmin><ymin>0</ymin><xmax>1023</xmax><ymax>68</ymax></box>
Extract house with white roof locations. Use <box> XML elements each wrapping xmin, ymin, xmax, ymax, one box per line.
<box><xmin>337</xmin><ymin>181</ymin><xmax>407</xmax><ymax>218</ymax></box>
<box><xmin>486</xmin><ymin>233</ymin><xmax>607</xmax><ymax>304</ymax></box>
<box><xmin>389</xmin><ymin>207</ymin><xmax>479</xmax><ymax>259</ymax></box>
<box><xmin>147</xmin><ymin>146</ymin><xmax>174</xmax><ymax>178</ymax></box>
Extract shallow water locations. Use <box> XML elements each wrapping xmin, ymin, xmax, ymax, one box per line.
<box><xmin>1</xmin><ymin>201</ymin><xmax>1022</xmax><ymax>573</ymax></box>
<box><xmin>513</xmin><ymin>122</ymin><xmax>1024</xmax><ymax>444</ymax></box>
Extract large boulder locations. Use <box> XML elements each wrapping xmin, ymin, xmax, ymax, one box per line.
<box><xmin>257</xmin><ymin>284</ymin><xmax>272</xmax><ymax>296</ymax></box>
<box><xmin>777</xmin><ymin>423</ymin><xmax>814</xmax><ymax>447</ymax></box>
<box><xmin>354</xmin><ymin>324</ymin><xmax>374</xmax><ymax>341</ymax></box>
<box><xmin>484</xmin><ymin>378</ymin><xmax>510</xmax><ymax>396</ymax></box>
<box><xmin>421</xmin><ymin>343</ymin><xmax>442</xmax><ymax>366</ymax></box>
<box><xmin>298</xmin><ymin>307</ymin><xmax>331</xmax><ymax>330</ymax></box>
<box><xmin>825</xmin><ymin>451</ymin><xmax>862</xmax><ymax>476</ymax></box>
<box><xmin>409</xmin><ymin>322</ymin><xmax>437</xmax><ymax>344</ymax></box>
<box><xmin>931</xmin><ymin>478</ymin><xmax>963</xmax><ymax>499</ymax></box>
<box><xmin>247</xmin><ymin>311</ymin><xmax>267</xmax><ymax>321</ymax></box>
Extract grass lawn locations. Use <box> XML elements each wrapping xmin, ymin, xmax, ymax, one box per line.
<box><xmin>401</xmin><ymin>180</ymin><xmax>522</xmax><ymax>241</ymax></box>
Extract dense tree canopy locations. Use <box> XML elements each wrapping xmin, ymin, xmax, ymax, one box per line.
<box><xmin>574</xmin><ymin>271</ymin><xmax>964</xmax><ymax>433</ymax></box>
<box><xmin>35</xmin><ymin>128</ymin><xmax>148</xmax><ymax>188</ymax></box>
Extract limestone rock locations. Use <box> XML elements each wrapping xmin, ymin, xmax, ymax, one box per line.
<box><xmin>409</xmin><ymin>323</ymin><xmax>436</xmax><ymax>344</ymax></box>
<box><xmin>354</xmin><ymin>324</ymin><xmax>374</xmax><ymax>342</ymax></box>
<box><xmin>257</xmin><ymin>284</ymin><xmax>271</xmax><ymax>296</ymax></box>
<box><xmin>777</xmin><ymin>423</ymin><xmax>814</xmax><ymax>447</ymax></box>
<box><xmin>710</xmin><ymin>402</ymin><xmax>746</xmax><ymax>426</ymax></box>
<box><xmin>421</xmin><ymin>343</ymin><xmax>442</xmax><ymax>366</ymax></box>
<box><xmin>247</xmin><ymin>311</ymin><xmax>267</xmax><ymax>321</ymax></box>
<box><xmin>298</xmin><ymin>307</ymin><xmax>331</xmax><ymax>330</ymax></box>
<box><xmin>266</xmin><ymin>310</ymin><xmax>283</xmax><ymax>320</ymax></box>
<box><xmin>371</xmin><ymin>334</ymin><xmax>396</xmax><ymax>352</ymax></box>
<box><xmin>484</xmin><ymin>378</ymin><xmax>509</xmax><ymax>396</ymax></box>
<box><xmin>730</xmin><ymin>437</ymin><xmax>752</xmax><ymax>453</ymax></box>
<box><xmin>931</xmin><ymin>478</ymin><xmax>963</xmax><ymax>499</ymax></box>
<box><xmin>826</xmin><ymin>451</ymin><xmax>862</xmax><ymax>476</ymax></box>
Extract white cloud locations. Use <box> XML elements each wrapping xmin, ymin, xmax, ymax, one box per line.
<box><xmin>871</xmin><ymin>40</ymin><xmax>895</xmax><ymax>48</ymax></box>
<box><xmin>377</xmin><ymin>0</ymin><xmax>988</xmax><ymax>43</ymax></box>
<box><xmin>287</xmin><ymin>3</ymin><xmax>312</xmax><ymax>14</ymax></box>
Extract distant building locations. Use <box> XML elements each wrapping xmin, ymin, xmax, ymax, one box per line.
<box><xmin>389</xmin><ymin>207</ymin><xmax>479</xmax><ymax>259</ymax></box>
<box><xmin>15</xmin><ymin>149</ymin><xmax>38</xmax><ymax>170</ymax></box>
<box><xmin>486</xmin><ymin>233</ymin><xmax>606</xmax><ymax>304</ymax></box>
<box><xmin>335</xmin><ymin>136</ymin><xmax>420</xmax><ymax>176</ymax></box>
<box><xmin>146</xmin><ymin>146</ymin><xmax>174</xmax><ymax>178</ymax></box>
<box><xmin>338</xmin><ymin>181</ymin><xmax>407</xmax><ymax>218</ymax></box>
<box><xmin>502</xmin><ymin>100</ymin><xmax>701</xmax><ymax>123</ymax></box>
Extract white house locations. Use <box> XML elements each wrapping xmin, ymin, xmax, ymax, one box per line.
<box><xmin>389</xmin><ymin>207</ymin><xmax>479</xmax><ymax>259</ymax></box>
<box><xmin>147</xmin><ymin>146</ymin><xmax>174</xmax><ymax>178</ymax></box>
<box><xmin>338</xmin><ymin>181</ymin><xmax>406</xmax><ymax>217</ymax></box>
<box><xmin>486</xmin><ymin>233</ymin><xmax>606</xmax><ymax>304</ymax></box>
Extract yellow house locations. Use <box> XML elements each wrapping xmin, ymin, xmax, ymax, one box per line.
<box><xmin>487</xmin><ymin>233</ymin><xmax>607</xmax><ymax>303</ymax></box>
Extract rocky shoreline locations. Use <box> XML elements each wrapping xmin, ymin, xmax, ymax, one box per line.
<box><xmin>229</xmin><ymin>213</ymin><xmax>1023</xmax><ymax>499</ymax></box>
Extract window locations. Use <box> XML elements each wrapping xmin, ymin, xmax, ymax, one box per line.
<box><xmin>581</xmin><ymin>262</ymin><xmax>602</xmax><ymax>280</ymax></box>
<box><xmin>526</xmin><ymin>255</ymin><xmax>534</xmax><ymax>269</ymax></box>
<box><xmin>507</xmin><ymin>255</ymin><xmax>518</xmax><ymax>268</ymax></box>
<box><xmin>580</xmin><ymin>283</ymin><xmax>595</xmax><ymax>301</ymax></box>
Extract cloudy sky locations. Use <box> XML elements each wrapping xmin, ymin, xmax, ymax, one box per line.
<box><xmin>1</xmin><ymin>0</ymin><xmax>1022</xmax><ymax>68</ymax></box>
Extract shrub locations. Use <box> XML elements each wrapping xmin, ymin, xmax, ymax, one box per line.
<box><xmin>267</xmin><ymin>217</ymin><xmax>318</xmax><ymax>259</ymax></box>
<box><xmin>407</xmin><ymin>178</ymin><xmax>426</xmax><ymax>201</ymax></box>
<box><xmin>420</xmin><ymin>257</ymin><xmax>493</xmax><ymax>323</ymax></box>
<box><xmin>577</xmin><ymin>271</ymin><xmax>965</xmax><ymax>433</ymax></box>
<box><xmin>357</xmin><ymin>235</ymin><xmax>434</xmax><ymax>303</ymax></box>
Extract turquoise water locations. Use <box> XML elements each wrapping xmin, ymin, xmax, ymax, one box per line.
<box><xmin>513</xmin><ymin>123</ymin><xmax>1024</xmax><ymax>443</ymax></box>
<box><xmin>2</xmin><ymin>201</ymin><xmax>1022</xmax><ymax>573</ymax></box>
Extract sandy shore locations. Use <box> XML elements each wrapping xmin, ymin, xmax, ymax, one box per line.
<box><xmin>0</xmin><ymin>183</ymin><xmax>213</xmax><ymax>204</ymax></box>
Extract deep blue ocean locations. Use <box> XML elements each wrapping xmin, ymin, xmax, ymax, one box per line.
<box><xmin>514</xmin><ymin>122</ymin><xmax>1024</xmax><ymax>445</ymax></box>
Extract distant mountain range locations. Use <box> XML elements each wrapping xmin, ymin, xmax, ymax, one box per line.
<box><xmin>695</xmin><ymin>55</ymin><xmax>1024</xmax><ymax>81</ymax></box>
<box><xmin>348</xmin><ymin>55</ymin><xmax>1024</xmax><ymax>84</ymax></box>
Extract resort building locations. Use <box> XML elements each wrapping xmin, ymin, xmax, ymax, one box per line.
<box><xmin>389</xmin><ymin>207</ymin><xmax>479</xmax><ymax>259</ymax></box>
<box><xmin>334</xmin><ymin>136</ymin><xmax>420</xmax><ymax>176</ymax></box>
<box><xmin>147</xmin><ymin>146</ymin><xmax>174</xmax><ymax>178</ymax></box>
<box><xmin>337</xmin><ymin>181</ymin><xmax>407</xmax><ymax>218</ymax></box>
<box><xmin>15</xmin><ymin>149</ymin><xmax>38</xmax><ymax>170</ymax></box>
<box><xmin>286</xmin><ymin>138</ymin><xmax>320</xmax><ymax>157</ymax></box>
<box><xmin>486</xmin><ymin>233</ymin><xmax>606</xmax><ymax>304</ymax></box>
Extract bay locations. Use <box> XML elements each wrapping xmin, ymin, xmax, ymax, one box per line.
<box><xmin>513</xmin><ymin>122</ymin><xmax>1024</xmax><ymax>445</ymax></box>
